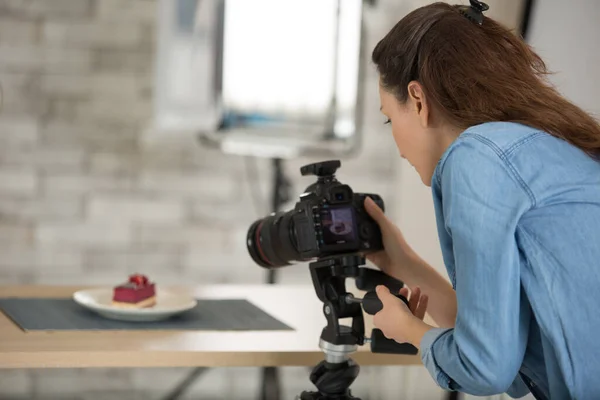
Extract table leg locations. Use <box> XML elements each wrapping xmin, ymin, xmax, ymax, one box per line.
<box><xmin>260</xmin><ymin>366</ymin><xmax>281</xmax><ymax>400</ymax></box>
<box><xmin>447</xmin><ymin>391</ymin><xmax>461</xmax><ymax>400</ymax></box>
<box><xmin>161</xmin><ymin>367</ymin><xmax>208</xmax><ymax>400</ymax></box>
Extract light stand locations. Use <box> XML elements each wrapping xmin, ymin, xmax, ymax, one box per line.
<box><xmin>260</xmin><ymin>157</ymin><xmax>293</xmax><ymax>400</ymax></box>
<box><xmin>297</xmin><ymin>254</ymin><xmax>418</xmax><ymax>399</ymax></box>
<box><xmin>266</xmin><ymin>158</ymin><xmax>293</xmax><ymax>284</ymax></box>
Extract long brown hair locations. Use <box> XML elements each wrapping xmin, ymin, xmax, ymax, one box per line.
<box><xmin>372</xmin><ymin>2</ymin><xmax>600</xmax><ymax>157</ymax></box>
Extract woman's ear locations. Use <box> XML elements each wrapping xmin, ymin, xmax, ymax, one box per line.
<box><xmin>407</xmin><ymin>81</ymin><xmax>430</xmax><ymax>128</ymax></box>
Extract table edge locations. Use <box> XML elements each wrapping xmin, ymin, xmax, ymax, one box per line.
<box><xmin>0</xmin><ymin>350</ymin><xmax>423</xmax><ymax>368</ymax></box>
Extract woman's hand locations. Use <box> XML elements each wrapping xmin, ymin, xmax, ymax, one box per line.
<box><xmin>373</xmin><ymin>285</ymin><xmax>433</xmax><ymax>347</ymax></box>
<box><xmin>399</xmin><ymin>286</ymin><xmax>428</xmax><ymax>320</ymax></box>
<box><xmin>364</xmin><ymin>197</ymin><xmax>459</xmax><ymax>330</ymax></box>
<box><xmin>364</xmin><ymin>197</ymin><xmax>419</xmax><ymax>280</ymax></box>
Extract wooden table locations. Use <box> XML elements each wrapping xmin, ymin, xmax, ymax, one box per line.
<box><xmin>0</xmin><ymin>284</ymin><xmax>423</xmax><ymax>369</ymax></box>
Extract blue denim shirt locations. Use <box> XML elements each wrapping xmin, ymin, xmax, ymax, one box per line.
<box><xmin>420</xmin><ymin>122</ymin><xmax>600</xmax><ymax>399</ymax></box>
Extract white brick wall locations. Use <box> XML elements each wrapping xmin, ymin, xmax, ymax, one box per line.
<box><xmin>41</xmin><ymin>73</ymin><xmax>148</xmax><ymax>100</ymax></box>
<box><xmin>43</xmin><ymin>22</ymin><xmax>143</xmax><ymax>49</ymax></box>
<box><xmin>41</xmin><ymin>172</ymin><xmax>133</xmax><ymax>195</ymax></box>
<box><xmin>0</xmin><ymin>168</ymin><xmax>38</xmax><ymax>195</ymax></box>
<box><xmin>0</xmin><ymin>46</ymin><xmax>93</xmax><ymax>73</ymax></box>
<box><xmin>1</xmin><ymin>146</ymin><xmax>86</xmax><ymax>171</ymax></box>
<box><xmin>84</xmin><ymin>246</ymin><xmax>183</xmax><ymax>276</ymax></box>
<box><xmin>0</xmin><ymin>0</ymin><xmax>95</xmax><ymax>20</ymax></box>
<box><xmin>135</xmin><ymin>224</ymin><xmax>226</xmax><ymax>248</ymax></box>
<box><xmin>96</xmin><ymin>0</ymin><xmax>157</xmax><ymax>23</ymax></box>
<box><xmin>0</xmin><ymin>118</ymin><xmax>39</xmax><ymax>144</ymax></box>
<box><xmin>0</xmin><ymin>246</ymin><xmax>82</xmax><ymax>270</ymax></box>
<box><xmin>0</xmin><ymin>195</ymin><xmax>83</xmax><ymax>222</ymax></box>
<box><xmin>0</xmin><ymin>17</ymin><xmax>38</xmax><ymax>45</ymax></box>
<box><xmin>36</xmin><ymin>223</ymin><xmax>132</xmax><ymax>247</ymax></box>
<box><xmin>136</xmin><ymin>171</ymin><xmax>238</xmax><ymax>200</ymax></box>
<box><xmin>88</xmin><ymin>195</ymin><xmax>185</xmax><ymax>223</ymax></box>
<box><xmin>41</xmin><ymin>121</ymin><xmax>139</xmax><ymax>152</ymax></box>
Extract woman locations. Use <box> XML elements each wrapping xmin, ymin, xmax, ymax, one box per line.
<box><xmin>365</xmin><ymin>1</ymin><xmax>600</xmax><ymax>399</ymax></box>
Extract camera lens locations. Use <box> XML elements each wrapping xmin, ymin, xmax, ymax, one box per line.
<box><xmin>246</xmin><ymin>211</ymin><xmax>299</xmax><ymax>268</ymax></box>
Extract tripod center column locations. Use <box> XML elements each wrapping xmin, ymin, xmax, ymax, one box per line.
<box><xmin>319</xmin><ymin>339</ymin><xmax>358</xmax><ymax>364</ymax></box>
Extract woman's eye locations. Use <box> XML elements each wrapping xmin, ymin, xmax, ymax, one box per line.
<box><xmin>384</xmin><ymin>118</ymin><xmax>391</xmax><ymax>125</ymax></box>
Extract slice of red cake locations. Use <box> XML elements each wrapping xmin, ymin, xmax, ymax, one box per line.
<box><xmin>112</xmin><ymin>274</ymin><xmax>156</xmax><ymax>308</ymax></box>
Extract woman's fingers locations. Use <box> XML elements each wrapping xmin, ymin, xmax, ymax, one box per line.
<box><xmin>364</xmin><ymin>197</ymin><xmax>387</xmax><ymax>228</ymax></box>
<box><xmin>414</xmin><ymin>294</ymin><xmax>428</xmax><ymax>320</ymax></box>
<box><xmin>408</xmin><ymin>286</ymin><xmax>421</xmax><ymax>314</ymax></box>
<box><xmin>399</xmin><ymin>286</ymin><xmax>428</xmax><ymax>320</ymax></box>
<box><xmin>399</xmin><ymin>287</ymin><xmax>409</xmax><ymax>300</ymax></box>
<box><xmin>366</xmin><ymin>251</ymin><xmax>384</xmax><ymax>266</ymax></box>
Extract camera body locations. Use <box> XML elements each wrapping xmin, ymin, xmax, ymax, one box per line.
<box><xmin>291</xmin><ymin>165</ymin><xmax>384</xmax><ymax>260</ymax></box>
<box><xmin>247</xmin><ymin>160</ymin><xmax>385</xmax><ymax>268</ymax></box>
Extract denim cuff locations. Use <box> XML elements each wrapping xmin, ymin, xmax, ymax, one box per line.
<box><xmin>420</xmin><ymin>327</ymin><xmax>454</xmax><ymax>391</ymax></box>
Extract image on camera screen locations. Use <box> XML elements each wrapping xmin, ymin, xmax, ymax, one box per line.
<box><xmin>320</xmin><ymin>207</ymin><xmax>356</xmax><ymax>245</ymax></box>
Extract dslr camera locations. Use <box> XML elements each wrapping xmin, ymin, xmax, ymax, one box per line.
<box><xmin>246</xmin><ymin>160</ymin><xmax>385</xmax><ymax>268</ymax></box>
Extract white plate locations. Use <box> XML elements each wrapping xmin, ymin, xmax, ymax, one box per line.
<box><xmin>73</xmin><ymin>288</ymin><xmax>197</xmax><ymax>322</ymax></box>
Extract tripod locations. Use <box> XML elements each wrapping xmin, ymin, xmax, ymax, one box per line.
<box><xmin>297</xmin><ymin>254</ymin><xmax>419</xmax><ymax>400</ymax></box>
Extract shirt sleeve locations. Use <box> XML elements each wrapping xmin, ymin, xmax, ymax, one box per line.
<box><xmin>420</xmin><ymin>135</ymin><xmax>533</xmax><ymax>396</ymax></box>
<box><xmin>506</xmin><ymin>373</ymin><xmax>531</xmax><ymax>398</ymax></box>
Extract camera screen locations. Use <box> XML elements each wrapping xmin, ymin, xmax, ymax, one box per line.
<box><xmin>320</xmin><ymin>207</ymin><xmax>357</xmax><ymax>245</ymax></box>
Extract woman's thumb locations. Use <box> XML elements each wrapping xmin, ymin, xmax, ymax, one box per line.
<box><xmin>365</xmin><ymin>196</ymin><xmax>387</xmax><ymax>226</ymax></box>
<box><xmin>375</xmin><ymin>285</ymin><xmax>392</xmax><ymax>303</ymax></box>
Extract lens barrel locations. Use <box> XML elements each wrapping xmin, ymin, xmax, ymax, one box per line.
<box><xmin>246</xmin><ymin>211</ymin><xmax>299</xmax><ymax>268</ymax></box>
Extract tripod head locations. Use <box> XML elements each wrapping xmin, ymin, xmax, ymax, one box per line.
<box><xmin>298</xmin><ymin>253</ymin><xmax>418</xmax><ymax>400</ymax></box>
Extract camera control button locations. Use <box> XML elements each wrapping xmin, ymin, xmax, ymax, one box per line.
<box><xmin>359</xmin><ymin>225</ymin><xmax>372</xmax><ymax>239</ymax></box>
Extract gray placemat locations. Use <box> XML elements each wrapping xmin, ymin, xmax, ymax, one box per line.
<box><xmin>0</xmin><ymin>298</ymin><xmax>293</xmax><ymax>331</ymax></box>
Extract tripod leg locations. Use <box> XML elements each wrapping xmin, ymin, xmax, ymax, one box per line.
<box><xmin>260</xmin><ymin>366</ymin><xmax>281</xmax><ymax>400</ymax></box>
